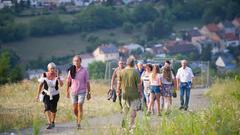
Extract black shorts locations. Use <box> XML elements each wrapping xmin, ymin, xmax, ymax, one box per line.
<box><xmin>43</xmin><ymin>94</ymin><xmax>60</xmax><ymax>113</ymax></box>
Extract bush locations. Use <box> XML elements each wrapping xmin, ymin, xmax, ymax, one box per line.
<box><xmin>122</xmin><ymin>22</ymin><xmax>134</xmax><ymax>33</ymax></box>
<box><xmin>88</xmin><ymin>61</ymin><xmax>106</xmax><ymax>79</ymax></box>
<box><xmin>0</xmin><ymin>50</ymin><xmax>23</xmax><ymax>84</ymax></box>
<box><xmin>30</xmin><ymin>15</ymin><xmax>64</xmax><ymax>36</ymax></box>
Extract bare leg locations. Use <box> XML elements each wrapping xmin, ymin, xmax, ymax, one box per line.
<box><xmin>51</xmin><ymin>112</ymin><xmax>56</xmax><ymax>123</ymax></box>
<box><xmin>164</xmin><ymin>97</ymin><xmax>170</xmax><ymax>110</ymax></box>
<box><xmin>130</xmin><ymin>110</ymin><xmax>137</xmax><ymax>128</ymax></box>
<box><xmin>45</xmin><ymin>111</ymin><xmax>51</xmax><ymax>124</ymax></box>
<box><xmin>147</xmin><ymin>93</ymin><xmax>155</xmax><ymax>113</ymax></box>
<box><xmin>77</xmin><ymin>103</ymin><xmax>83</xmax><ymax>124</ymax></box>
<box><xmin>156</xmin><ymin>94</ymin><xmax>161</xmax><ymax>114</ymax></box>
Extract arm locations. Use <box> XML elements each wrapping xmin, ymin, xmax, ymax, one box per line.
<box><xmin>66</xmin><ymin>71</ymin><xmax>71</xmax><ymax>98</ymax></box>
<box><xmin>176</xmin><ymin>78</ymin><xmax>180</xmax><ymax>91</ymax></box>
<box><xmin>137</xmin><ymin>74</ymin><xmax>142</xmax><ymax>98</ymax></box>
<box><xmin>110</xmin><ymin>69</ymin><xmax>117</xmax><ymax>90</ymax></box>
<box><xmin>116</xmin><ymin>72</ymin><xmax>121</xmax><ymax>97</ymax></box>
<box><xmin>58</xmin><ymin>77</ymin><xmax>64</xmax><ymax>87</ymax></box>
<box><xmin>86</xmin><ymin>70</ymin><xmax>91</xmax><ymax>100</ymax></box>
<box><xmin>36</xmin><ymin>83</ymin><xmax>43</xmax><ymax>101</ymax></box>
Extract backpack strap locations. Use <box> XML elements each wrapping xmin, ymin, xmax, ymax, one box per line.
<box><xmin>55</xmin><ymin>76</ymin><xmax>59</xmax><ymax>90</ymax></box>
<box><xmin>42</xmin><ymin>72</ymin><xmax>48</xmax><ymax>91</ymax></box>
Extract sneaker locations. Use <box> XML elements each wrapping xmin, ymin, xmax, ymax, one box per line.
<box><xmin>121</xmin><ymin>119</ymin><xmax>126</xmax><ymax>128</ymax></box>
<box><xmin>184</xmin><ymin>107</ymin><xmax>188</xmax><ymax>111</ymax></box>
<box><xmin>179</xmin><ymin>106</ymin><xmax>184</xmax><ymax>110</ymax></box>
<box><xmin>51</xmin><ymin>122</ymin><xmax>55</xmax><ymax>128</ymax></box>
<box><xmin>77</xmin><ymin>124</ymin><xmax>81</xmax><ymax>129</ymax></box>
<box><xmin>146</xmin><ymin>111</ymin><xmax>151</xmax><ymax>116</ymax></box>
<box><xmin>46</xmin><ymin>124</ymin><xmax>52</xmax><ymax>129</ymax></box>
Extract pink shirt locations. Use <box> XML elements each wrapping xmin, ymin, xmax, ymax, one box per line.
<box><xmin>67</xmin><ymin>67</ymin><xmax>89</xmax><ymax>95</ymax></box>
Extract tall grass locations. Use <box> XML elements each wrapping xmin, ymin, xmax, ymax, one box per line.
<box><xmin>0</xmin><ymin>80</ymin><xmax>119</xmax><ymax>132</ymax></box>
<box><xmin>125</xmin><ymin>78</ymin><xmax>240</xmax><ymax>135</ymax></box>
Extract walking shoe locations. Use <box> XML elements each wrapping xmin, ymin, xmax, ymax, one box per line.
<box><xmin>77</xmin><ymin>123</ymin><xmax>81</xmax><ymax>129</ymax></box>
<box><xmin>179</xmin><ymin>106</ymin><xmax>184</xmax><ymax>110</ymax></box>
<box><xmin>46</xmin><ymin>124</ymin><xmax>52</xmax><ymax>129</ymax></box>
<box><xmin>51</xmin><ymin>122</ymin><xmax>55</xmax><ymax>128</ymax></box>
<box><xmin>121</xmin><ymin>119</ymin><xmax>126</xmax><ymax>128</ymax></box>
<box><xmin>184</xmin><ymin>107</ymin><xmax>188</xmax><ymax>111</ymax></box>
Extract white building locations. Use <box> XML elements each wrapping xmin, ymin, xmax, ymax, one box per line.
<box><xmin>122</xmin><ymin>43</ymin><xmax>144</xmax><ymax>53</ymax></box>
<box><xmin>93</xmin><ymin>44</ymin><xmax>119</xmax><ymax>62</ymax></box>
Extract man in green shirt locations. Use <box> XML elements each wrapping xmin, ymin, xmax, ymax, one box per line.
<box><xmin>117</xmin><ymin>57</ymin><xmax>142</xmax><ymax>130</ymax></box>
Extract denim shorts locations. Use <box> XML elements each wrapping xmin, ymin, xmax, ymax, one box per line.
<box><xmin>71</xmin><ymin>92</ymin><xmax>86</xmax><ymax>104</ymax></box>
<box><xmin>150</xmin><ymin>85</ymin><xmax>161</xmax><ymax>94</ymax></box>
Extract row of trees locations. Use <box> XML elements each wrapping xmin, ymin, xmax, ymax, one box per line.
<box><xmin>0</xmin><ymin>49</ymin><xmax>23</xmax><ymax>85</ymax></box>
<box><xmin>0</xmin><ymin>4</ymin><xmax>173</xmax><ymax>43</ymax></box>
<box><xmin>166</xmin><ymin>0</ymin><xmax>240</xmax><ymax>24</ymax></box>
<box><xmin>1</xmin><ymin>0</ymin><xmax>240</xmax><ymax>43</ymax></box>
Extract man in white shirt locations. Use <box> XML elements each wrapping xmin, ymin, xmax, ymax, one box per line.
<box><xmin>176</xmin><ymin>60</ymin><xmax>194</xmax><ymax>110</ymax></box>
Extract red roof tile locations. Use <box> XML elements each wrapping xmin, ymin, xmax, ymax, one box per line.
<box><xmin>206</xmin><ymin>23</ymin><xmax>220</xmax><ymax>32</ymax></box>
<box><xmin>224</xmin><ymin>33</ymin><xmax>239</xmax><ymax>41</ymax></box>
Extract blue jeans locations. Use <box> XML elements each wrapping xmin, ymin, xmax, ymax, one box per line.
<box><xmin>180</xmin><ymin>82</ymin><xmax>191</xmax><ymax>108</ymax></box>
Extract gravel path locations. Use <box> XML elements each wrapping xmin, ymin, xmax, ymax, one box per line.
<box><xmin>1</xmin><ymin>88</ymin><xmax>210</xmax><ymax>135</ymax></box>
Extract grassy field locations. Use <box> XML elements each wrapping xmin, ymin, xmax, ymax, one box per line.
<box><xmin>3</xmin><ymin>13</ymin><xmax>202</xmax><ymax>65</ymax></box>
<box><xmin>1</xmin><ymin>27</ymin><xmax>144</xmax><ymax>63</ymax></box>
<box><xmin>173</xmin><ymin>19</ymin><xmax>204</xmax><ymax>32</ymax></box>
<box><xmin>0</xmin><ymin>80</ymin><xmax>120</xmax><ymax>132</ymax></box>
<box><xmin>127</xmin><ymin>78</ymin><xmax>240</xmax><ymax>135</ymax></box>
<box><xmin>1</xmin><ymin>78</ymin><xmax>240</xmax><ymax>134</ymax></box>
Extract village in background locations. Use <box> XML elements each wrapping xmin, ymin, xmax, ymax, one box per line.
<box><xmin>0</xmin><ymin>0</ymin><xmax>239</xmax><ymax>82</ymax></box>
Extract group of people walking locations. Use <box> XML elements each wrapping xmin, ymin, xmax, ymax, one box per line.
<box><xmin>36</xmin><ymin>55</ymin><xmax>194</xmax><ymax>130</ymax></box>
<box><xmin>112</xmin><ymin>58</ymin><xmax>194</xmax><ymax>129</ymax></box>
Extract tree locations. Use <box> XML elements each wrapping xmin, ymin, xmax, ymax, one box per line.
<box><xmin>0</xmin><ymin>51</ymin><xmax>10</xmax><ymax>84</ymax></box>
<box><xmin>88</xmin><ymin>61</ymin><xmax>106</xmax><ymax>79</ymax></box>
<box><xmin>73</xmin><ymin>6</ymin><xmax>123</xmax><ymax>32</ymax></box>
<box><xmin>30</xmin><ymin>15</ymin><xmax>64</xmax><ymax>36</ymax></box>
<box><xmin>122</xmin><ymin>22</ymin><xmax>134</xmax><ymax>33</ymax></box>
<box><xmin>0</xmin><ymin>50</ymin><xmax>23</xmax><ymax>84</ymax></box>
<box><xmin>200</xmin><ymin>44</ymin><xmax>212</xmax><ymax>61</ymax></box>
<box><xmin>144</xmin><ymin>22</ymin><xmax>154</xmax><ymax>41</ymax></box>
<box><xmin>130</xmin><ymin>4</ymin><xmax>158</xmax><ymax>23</ymax></box>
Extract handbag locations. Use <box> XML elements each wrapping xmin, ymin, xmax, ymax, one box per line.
<box><xmin>107</xmin><ymin>89</ymin><xmax>117</xmax><ymax>102</ymax></box>
<box><xmin>172</xmin><ymin>89</ymin><xmax>177</xmax><ymax>98</ymax></box>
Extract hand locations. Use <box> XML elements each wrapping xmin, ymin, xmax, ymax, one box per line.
<box><xmin>35</xmin><ymin>96</ymin><xmax>39</xmax><ymax>102</ymax></box>
<box><xmin>116</xmin><ymin>90</ymin><xmax>120</xmax><ymax>97</ymax></box>
<box><xmin>176</xmin><ymin>85</ymin><xmax>179</xmax><ymax>91</ymax></box>
<box><xmin>66</xmin><ymin>91</ymin><xmax>70</xmax><ymax>98</ymax></box>
<box><xmin>87</xmin><ymin>92</ymin><xmax>91</xmax><ymax>100</ymax></box>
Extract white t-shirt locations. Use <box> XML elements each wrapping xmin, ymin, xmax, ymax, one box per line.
<box><xmin>160</xmin><ymin>73</ymin><xmax>174</xmax><ymax>84</ymax></box>
<box><xmin>149</xmin><ymin>73</ymin><xmax>161</xmax><ymax>86</ymax></box>
<box><xmin>141</xmin><ymin>71</ymin><xmax>151</xmax><ymax>93</ymax></box>
<box><xmin>38</xmin><ymin>75</ymin><xmax>64</xmax><ymax>96</ymax></box>
<box><xmin>176</xmin><ymin>67</ymin><xmax>194</xmax><ymax>82</ymax></box>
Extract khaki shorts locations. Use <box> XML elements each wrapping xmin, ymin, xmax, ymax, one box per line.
<box><xmin>122</xmin><ymin>98</ymin><xmax>141</xmax><ymax>112</ymax></box>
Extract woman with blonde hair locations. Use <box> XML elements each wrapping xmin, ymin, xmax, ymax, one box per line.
<box><xmin>160</xmin><ymin>65</ymin><xmax>175</xmax><ymax>111</ymax></box>
<box><xmin>147</xmin><ymin>65</ymin><xmax>162</xmax><ymax>116</ymax></box>
<box><xmin>36</xmin><ymin>62</ymin><xmax>63</xmax><ymax>129</ymax></box>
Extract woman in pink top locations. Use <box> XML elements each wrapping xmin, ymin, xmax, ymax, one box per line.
<box><xmin>147</xmin><ymin>65</ymin><xmax>162</xmax><ymax>116</ymax></box>
<box><xmin>66</xmin><ymin>55</ymin><xmax>91</xmax><ymax>129</ymax></box>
